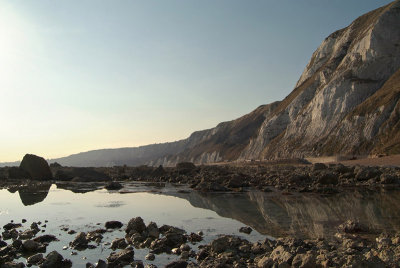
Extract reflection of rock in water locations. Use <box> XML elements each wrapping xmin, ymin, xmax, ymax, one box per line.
<box><xmin>17</xmin><ymin>183</ymin><xmax>52</xmax><ymax>206</ymax></box>
<box><xmin>169</xmin><ymin>189</ymin><xmax>400</xmax><ymax>240</ymax></box>
<box><xmin>55</xmin><ymin>182</ymin><xmax>103</xmax><ymax>193</ymax></box>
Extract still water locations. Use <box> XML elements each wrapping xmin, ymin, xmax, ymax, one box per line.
<box><xmin>1</xmin><ymin>182</ymin><xmax>400</xmax><ymax>266</ymax></box>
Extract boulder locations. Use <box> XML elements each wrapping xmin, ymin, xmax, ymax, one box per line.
<box><xmin>41</xmin><ymin>250</ymin><xmax>72</xmax><ymax>268</ymax></box>
<box><xmin>165</xmin><ymin>261</ymin><xmax>188</xmax><ymax>268</ymax></box>
<box><xmin>312</xmin><ymin>163</ymin><xmax>327</xmax><ymax>171</ymax></box>
<box><xmin>338</xmin><ymin>220</ymin><xmax>368</xmax><ymax>233</ymax></box>
<box><xmin>105</xmin><ymin>182</ymin><xmax>123</xmax><ymax>190</ymax></box>
<box><xmin>3</xmin><ymin>223</ymin><xmax>22</xmax><ymax>231</ymax></box>
<box><xmin>19</xmin><ymin>154</ymin><xmax>53</xmax><ymax>180</ymax></box>
<box><xmin>22</xmin><ymin>239</ymin><xmax>41</xmax><ymax>252</ymax></box>
<box><xmin>27</xmin><ymin>253</ymin><xmax>44</xmax><ymax>265</ymax></box>
<box><xmin>147</xmin><ymin>222</ymin><xmax>159</xmax><ymax>239</ymax></box>
<box><xmin>111</xmin><ymin>238</ymin><xmax>127</xmax><ymax>250</ymax></box>
<box><xmin>106</xmin><ymin>248</ymin><xmax>134</xmax><ymax>267</ymax></box>
<box><xmin>70</xmin><ymin>232</ymin><xmax>88</xmax><ymax>249</ymax></box>
<box><xmin>105</xmin><ymin>221</ymin><xmax>123</xmax><ymax>229</ymax></box>
<box><xmin>126</xmin><ymin>217</ymin><xmax>146</xmax><ymax>235</ymax></box>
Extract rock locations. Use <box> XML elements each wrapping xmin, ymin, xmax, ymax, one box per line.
<box><xmin>176</xmin><ymin>162</ymin><xmax>196</xmax><ymax>171</ymax></box>
<box><xmin>105</xmin><ymin>221</ymin><xmax>123</xmax><ymax>229</ymax></box>
<box><xmin>110</xmin><ymin>238</ymin><xmax>127</xmax><ymax>250</ymax></box>
<box><xmin>33</xmin><ymin>234</ymin><xmax>59</xmax><ymax>243</ymax></box>
<box><xmin>165</xmin><ymin>232</ymin><xmax>187</xmax><ymax>248</ymax></box>
<box><xmin>338</xmin><ymin>220</ymin><xmax>367</xmax><ymax>233</ymax></box>
<box><xmin>159</xmin><ymin>225</ymin><xmax>185</xmax><ymax>235</ymax></box>
<box><xmin>2</xmin><ymin>229</ymin><xmax>18</xmax><ymax>240</ymax></box>
<box><xmin>355</xmin><ymin>167</ymin><xmax>382</xmax><ymax>181</ymax></box>
<box><xmin>316</xmin><ymin>171</ymin><xmax>338</xmax><ymax>185</ymax></box>
<box><xmin>18</xmin><ymin>230</ymin><xmax>35</xmax><ymax>240</ymax></box>
<box><xmin>22</xmin><ymin>240</ymin><xmax>41</xmax><ymax>252</ymax></box>
<box><xmin>19</xmin><ymin>154</ymin><xmax>53</xmax><ymax>180</ymax></box>
<box><xmin>95</xmin><ymin>259</ymin><xmax>108</xmax><ymax>268</ymax></box>
<box><xmin>27</xmin><ymin>253</ymin><xmax>44</xmax><ymax>264</ymax></box>
<box><xmin>165</xmin><ymin>260</ymin><xmax>188</xmax><ymax>268</ymax></box>
<box><xmin>0</xmin><ymin>240</ymin><xmax>7</xmax><ymax>247</ymax></box>
<box><xmin>130</xmin><ymin>260</ymin><xmax>144</xmax><ymax>268</ymax></box>
<box><xmin>211</xmin><ymin>236</ymin><xmax>230</xmax><ymax>253</ymax></box>
<box><xmin>3</xmin><ymin>223</ymin><xmax>22</xmax><ymax>231</ymax></box>
<box><xmin>31</xmin><ymin>222</ymin><xmax>40</xmax><ymax>233</ymax></box>
<box><xmin>239</xmin><ymin>226</ymin><xmax>253</xmax><ymax>234</ymax></box>
<box><xmin>195</xmin><ymin>180</ymin><xmax>228</xmax><ymax>192</ymax></box>
<box><xmin>257</xmin><ymin>256</ymin><xmax>274</xmax><ymax>268</ymax></box>
<box><xmin>1</xmin><ymin>262</ymin><xmax>25</xmax><ymax>268</ymax></box>
<box><xmin>270</xmin><ymin>245</ymin><xmax>293</xmax><ymax>265</ymax></box>
<box><xmin>292</xmin><ymin>253</ymin><xmax>316</xmax><ymax>268</ymax></box>
<box><xmin>55</xmin><ymin>167</ymin><xmax>111</xmax><ymax>182</ymax></box>
<box><xmin>70</xmin><ymin>232</ymin><xmax>88</xmax><ymax>249</ymax></box>
<box><xmin>106</xmin><ymin>248</ymin><xmax>134</xmax><ymax>267</ymax></box>
<box><xmin>312</xmin><ymin>163</ymin><xmax>327</xmax><ymax>171</ymax></box>
<box><xmin>105</xmin><ymin>182</ymin><xmax>123</xmax><ymax>190</ymax></box>
<box><xmin>41</xmin><ymin>250</ymin><xmax>72</xmax><ymax>268</ymax></box>
<box><xmin>12</xmin><ymin>239</ymin><xmax>22</xmax><ymax>249</ymax></box>
<box><xmin>180</xmin><ymin>251</ymin><xmax>189</xmax><ymax>260</ymax></box>
<box><xmin>187</xmin><ymin>232</ymin><xmax>203</xmax><ymax>243</ymax></box>
<box><xmin>179</xmin><ymin>244</ymin><xmax>191</xmax><ymax>252</ymax></box>
<box><xmin>145</xmin><ymin>253</ymin><xmax>155</xmax><ymax>261</ymax></box>
<box><xmin>380</xmin><ymin>174</ymin><xmax>397</xmax><ymax>184</ymax></box>
<box><xmin>126</xmin><ymin>217</ymin><xmax>146</xmax><ymax>235</ymax></box>
<box><xmin>147</xmin><ymin>222</ymin><xmax>159</xmax><ymax>238</ymax></box>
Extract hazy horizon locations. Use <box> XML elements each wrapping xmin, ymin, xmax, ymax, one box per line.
<box><xmin>0</xmin><ymin>0</ymin><xmax>393</xmax><ymax>162</ymax></box>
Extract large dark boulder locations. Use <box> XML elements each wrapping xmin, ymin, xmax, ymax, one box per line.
<box><xmin>19</xmin><ymin>154</ymin><xmax>52</xmax><ymax>180</ymax></box>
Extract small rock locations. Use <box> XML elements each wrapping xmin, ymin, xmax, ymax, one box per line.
<box><xmin>105</xmin><ymin>182</ymin><xmax>123</xmax><ymax>190</ymax></box>
<box><xmin>27</xmin><ymin>253</ymin><xmax>44</xmax><ymax>264</ymax></box>
<box><xmin>239</xmin><ymin>226</ymin><xmax>253</xmax><ymax>234</ymax></box>
<box><xmin>145</xmin><ymin>253</ymin><xmax>155</xmax><ymax>261</ymax></box>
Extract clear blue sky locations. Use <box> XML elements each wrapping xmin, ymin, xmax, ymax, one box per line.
<box><xmin>0</xmin><ymin>0</ymin><xmax>393</xmax><ymax>162</ymax></box>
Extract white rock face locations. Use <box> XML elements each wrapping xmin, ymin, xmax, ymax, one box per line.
<box><xmin>241</xmin><ymin>1</ymin><xmax>400</xmax><ymax>159</ymax></box>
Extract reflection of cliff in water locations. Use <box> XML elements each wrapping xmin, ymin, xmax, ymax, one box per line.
<box><xmin>13</xmin><ymin>183</ymin><xmax>52</xmax><ymax>206</ymax></box>
<box><xmin>170</xmin><ymin>189</ymin><xmax>400</xmax><ymax>239</ymax></box>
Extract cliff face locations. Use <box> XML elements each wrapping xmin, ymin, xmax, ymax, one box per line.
<box><xmin>43</xmin><ymin>1</ymin><xmax>400</xmax><ymax>167</ymax></box>
<box><xmin>241</xmin><ymin>1</ymin><xmax>400</xmax><ymax>159</ymax></box>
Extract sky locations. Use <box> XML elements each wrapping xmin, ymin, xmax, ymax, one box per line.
<box><xmin>0</xmin><ymin>0</ymin><xmax>393</xmax><ymax>162</ymax></box>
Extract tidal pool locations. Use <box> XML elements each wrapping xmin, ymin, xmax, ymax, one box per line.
<box><xmin>1</xmin><ymin>182</ymin><xmax>400</xmax><ymax>266</ymax></box>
